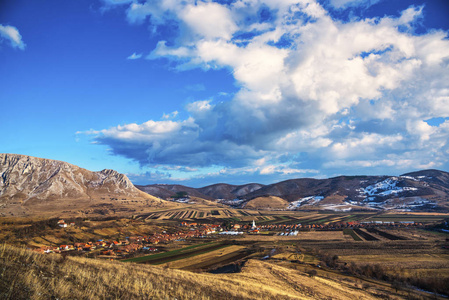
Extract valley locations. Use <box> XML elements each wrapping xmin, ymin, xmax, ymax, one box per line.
<box><xmin>1</xmin><ymin>209</ymin><xmax>449</xmax><ymax>299</ymax></box>
<box><xmin>1</xmin><ymin>154</ymin><xmax>449</xmax><ymax>299</ymax></box>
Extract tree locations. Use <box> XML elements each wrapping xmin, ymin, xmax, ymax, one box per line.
<box><xmin>173</xmin><ymin>191</ymin><xmax>188</xmax><ymax>199</ymax></box>
<box><xmin>391</xmin><ymin>280</ymin><xmax>403</xmax><ymax>293</ymax></box>
<box><xmin>306</xmin><ymin>269</ymin><xmax>317</xmax><ymax>277</ymax></box>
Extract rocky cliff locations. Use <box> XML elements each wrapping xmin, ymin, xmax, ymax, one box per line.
<box><xmin>0</xmin><ymin>154</ymin><xmax>165</xmax><ymax>216</ymax></box>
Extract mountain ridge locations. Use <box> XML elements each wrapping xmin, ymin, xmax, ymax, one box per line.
<box><xmin>0</xmin><ymin>153</ymin><xmax>168</xmax><ymax>217</ymax></box>
<box><xmin>136</xmin><ymin>170</ymin><xmax>449</xmax><ymax>212</ymax></box>
<box><xmin>1</xmin><ymin>153</ymin><xmax>448</xmax><ymax>214</ymax></box>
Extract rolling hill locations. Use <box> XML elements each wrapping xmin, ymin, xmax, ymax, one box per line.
<box><xmin>136</xmin><ymin>182</ymin><xmax>266</xmax><ymax>201</ymax></box>
<box><xmin>2</xmin><ymin>153</ymin><xmax>448</xmax><ymax>214</ymax></box>
<box><xmin>137</xmin><ymin>171</ymin><xmax>449</xmax><ymax>212</ymax></box>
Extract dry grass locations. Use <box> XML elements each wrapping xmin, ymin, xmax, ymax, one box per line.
<box><xmin>161</xmin><ymin>245</ymin><xmax>246</xmax><ymax>269</ymax></box>
<box><xmin>0</xmin><ymin>243</ymin><xmax>421</xmax><ymax>300</ymax></box>
<box><xmin>244</xmin><ymin>196</ymin><xmax>290</xmax><ymax>210</ymax></box>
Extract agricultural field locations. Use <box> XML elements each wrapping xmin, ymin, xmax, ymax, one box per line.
<box><xmin>129</xmin><ymin>206</ymin><xmax>449</xmax><ymax>229</ymax></box>
<box><xmin>140</xmin><ymin>205</ymin><xmax>263</xmax><ymax>222</ymax></box>
<box><xmin>118</xmin><ymin>226</ymin><xmax>449</xmax><ymax>297</ymax></box>
<box><xmin>127</xmin><ymin>242</ymin><xmax>250</xmax><ymax>272</ymax></box>
<box><xmin>2</xmin><ymin>211</ymin><xmax>449</xmax><ymax>298</ymax></box>
<box><xmin>122</xmin><ymin>242</ymin><xmax>228</xmax><ymax>263</ymax></box>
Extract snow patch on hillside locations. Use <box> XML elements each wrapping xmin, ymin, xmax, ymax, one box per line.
<box><xmin>321</xmin><ymin>204</ymin><xmax>352</xmax><ymax>211</ymax></box>
<box><xmin>362</xmin><ymin>177</ymin><xmax>418</xmax><ymax>198</ymax></box>
<box><xmin>288</xmin><ymin>196</ymin><xmax>324</xmax><ymax>210</ymax></box>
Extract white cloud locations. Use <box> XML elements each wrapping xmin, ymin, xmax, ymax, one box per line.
<box><xmin>90</xmin><ymin>1</ymin><xmax>449</xmax><ymax>181</ymax></box>
<box><xmin>329</xmin><ymin>133</ymin><xmax>404</xmax><ymax>159</ymax></box>
<box><xmin>0</xmin><ymin>24</ymin><xmax>26</xmax><ymax>50</ymax></box>
<box><xmin>186</xmin><ymin>100</ymin><xmax>213</xmax><ymax>114</ymax></box>
<box><xmin>126</xmin><ymin>2</ymin><xmax>157</xmax><ymax>24</ymax></box>
<box><xmin>162</xmin><ymin>111</ymin><xmax>179</xmax><ymax>119</ymax></box>
<box><xmin>260</xmin><ymin>164</ymin><xmax>318</xmax><ymax>175</ymax></box>
<box><xmin>179</xmin><ymin>2</ymin><xmax>238</xmax><ymax>40</ymax></box>
<box><xmin>127</xmin><ymin>52</ymin><xmax>142</xmax><ymax>59</ymax></box>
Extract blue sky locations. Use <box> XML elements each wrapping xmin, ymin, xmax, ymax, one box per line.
<box><xmin>1</xmin><ymin>0</ymin><xmax>449</xmax><ymax>187</ymax></box>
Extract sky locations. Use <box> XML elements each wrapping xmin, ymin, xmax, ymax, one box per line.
<box><xmin>1</xmin><ymin>0</ymin><xmax>449</xmax><ymax>187</ymax></box>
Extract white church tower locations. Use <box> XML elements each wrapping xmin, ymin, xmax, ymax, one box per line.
<box><xmin>252</xmin><ymin>219</ymin><xmax>256</xmax><ymax>229</ymax></box>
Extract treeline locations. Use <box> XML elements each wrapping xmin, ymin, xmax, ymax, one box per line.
<box><xmin>318</xmin><ymin>252</ymin><xmax>448</xmax><ymax>296</ymax></box>
<box><xmin>346</xmin><ymin>262</ymin><xmax>448</xmax><ymax>296</ymax></box>
<box><xmin>11</xmin><ymin>218</ymin><xmax>60</xmax><ymax>239</ymax></box>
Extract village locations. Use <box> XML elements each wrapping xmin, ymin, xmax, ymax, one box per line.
<box><xmin>34</xmin><ymin>220</ymin><xmax>223</xmax><ymax>258</ymax></box>
<box><xmin>32</xmin><ymin>218</ymin><xmax>424</xmax><ymax>259</ymax></box>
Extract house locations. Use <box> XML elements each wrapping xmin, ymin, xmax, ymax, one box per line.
<box><xmin>96</xmin><ymin>241</ymin><xmax>107</xmax><ymax>247</ymax></box>
<box><xmin>59</xmin><ymin>245</ymin><xmax>74</xmax><ymax>251</ymax></box>
<box><xmin>74</xmin><ymin>243</ymin><xmax>86</xmax><ymax>250</ymax></box>
<box><xmin>83</xmin><ymin>244</ymin><xmax>93</xmax><ymax>251</ymax></box>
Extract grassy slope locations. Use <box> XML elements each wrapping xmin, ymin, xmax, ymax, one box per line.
<box><xmin>244</xmin><ymin>196</ymin><xmax>290</xmax><ymax>210</ymax></box>
<box><xmin>0</xmin><ymin>243</ymin><xmax>415</xmax><ymax>300</ymax></box>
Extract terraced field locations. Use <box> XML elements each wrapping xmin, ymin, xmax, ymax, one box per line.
<box><xmin>141</xmin><ymin>207</ymin><xmax>262</xmax><ymax>221</ymax></box>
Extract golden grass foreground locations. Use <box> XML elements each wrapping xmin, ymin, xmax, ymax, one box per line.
<box><xmin>0</xmin><ymin>243</ymin><xmax>439</xmax><ymax>300</ymax></box>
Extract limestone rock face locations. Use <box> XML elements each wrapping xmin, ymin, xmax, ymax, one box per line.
<box><xmin>0</xmin><ymin>153</ymin><xmax>147</xmax><ymax>202</ymax></box>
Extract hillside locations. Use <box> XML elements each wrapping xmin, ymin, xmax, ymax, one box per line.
<box><xmin>2</xmin><ymin>153</ymin><xmax>448</xmax><ymax>214</ymax></box>
<box><xmin>243</xmin><ymin>196</ymin><xmax>290</xmax><ymax>210</ymax></box>
<box><xmin>0</xmin><ymin>154</ymin><xmax>169</xmax><ymax>217</ymax></box>
<box><xmin>248</xmin><ymin>171</ymin><xmax>448</xmax><ymax>212</ymax></box>
<box><xmin>198</xmin><ymin>183</ymin><xmax>265</xmax><ymax>200</ymax></box>
<box><xmin>138</xmin><ymin>171</ymin><xmax>449</xmax><ymax>212</ymax></box>
<box><xmin>136</xmin><ymin>182</ymin><xmax>265</xmax><ymax>201</ymax></box>
<box><xmin>0</xmin><ymin>243</ymin><xmax>415</xmax><ymax>300</ymax></box>
<box><xmin>136</xmin><ymin>184</ymin><xmax>215</xmax><ymax>200</ymax></box>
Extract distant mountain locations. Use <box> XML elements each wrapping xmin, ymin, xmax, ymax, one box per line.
<box><xmin>0</xmin><ymin>154</ymin><xmax>166</xmax><ymax>217</ymax></box>
<box><xmin>137</xmin><ymin>170</ymin><xmax>449</xmax><ymax>212</ymax></box>
<box><xmin>3</xmin><ymin>153</ymin><xmax>447</xmax><ymax>214</ymax></box>
<box><xmin>136</xmin><ymin>182</ymin><xmax>265</xmax><ymax>201</ymax></box>
<box><xmin>136</xmin><ymin>184</ymin><xmax>215</xmax><ymax>200</ymax></box>
<box><xmin>198</xmin><ymin>183</ymin><xmax>265</xmax><ymax>199</ymax></box>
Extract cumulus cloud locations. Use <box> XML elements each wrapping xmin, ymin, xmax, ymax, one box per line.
<box><xmin>0</xmin><ymin>24</ymin><xmax>26</xmax><ymax>50</ymax></box>
<box><xmin>87</xmin><ymin>0</ymin><xmax>449</xmax><ymax>182</ymax></box>
<box><xmin>179</xmin><ymin>2</ymin><xmax>238</xmax><ymax>40</ymax></box>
